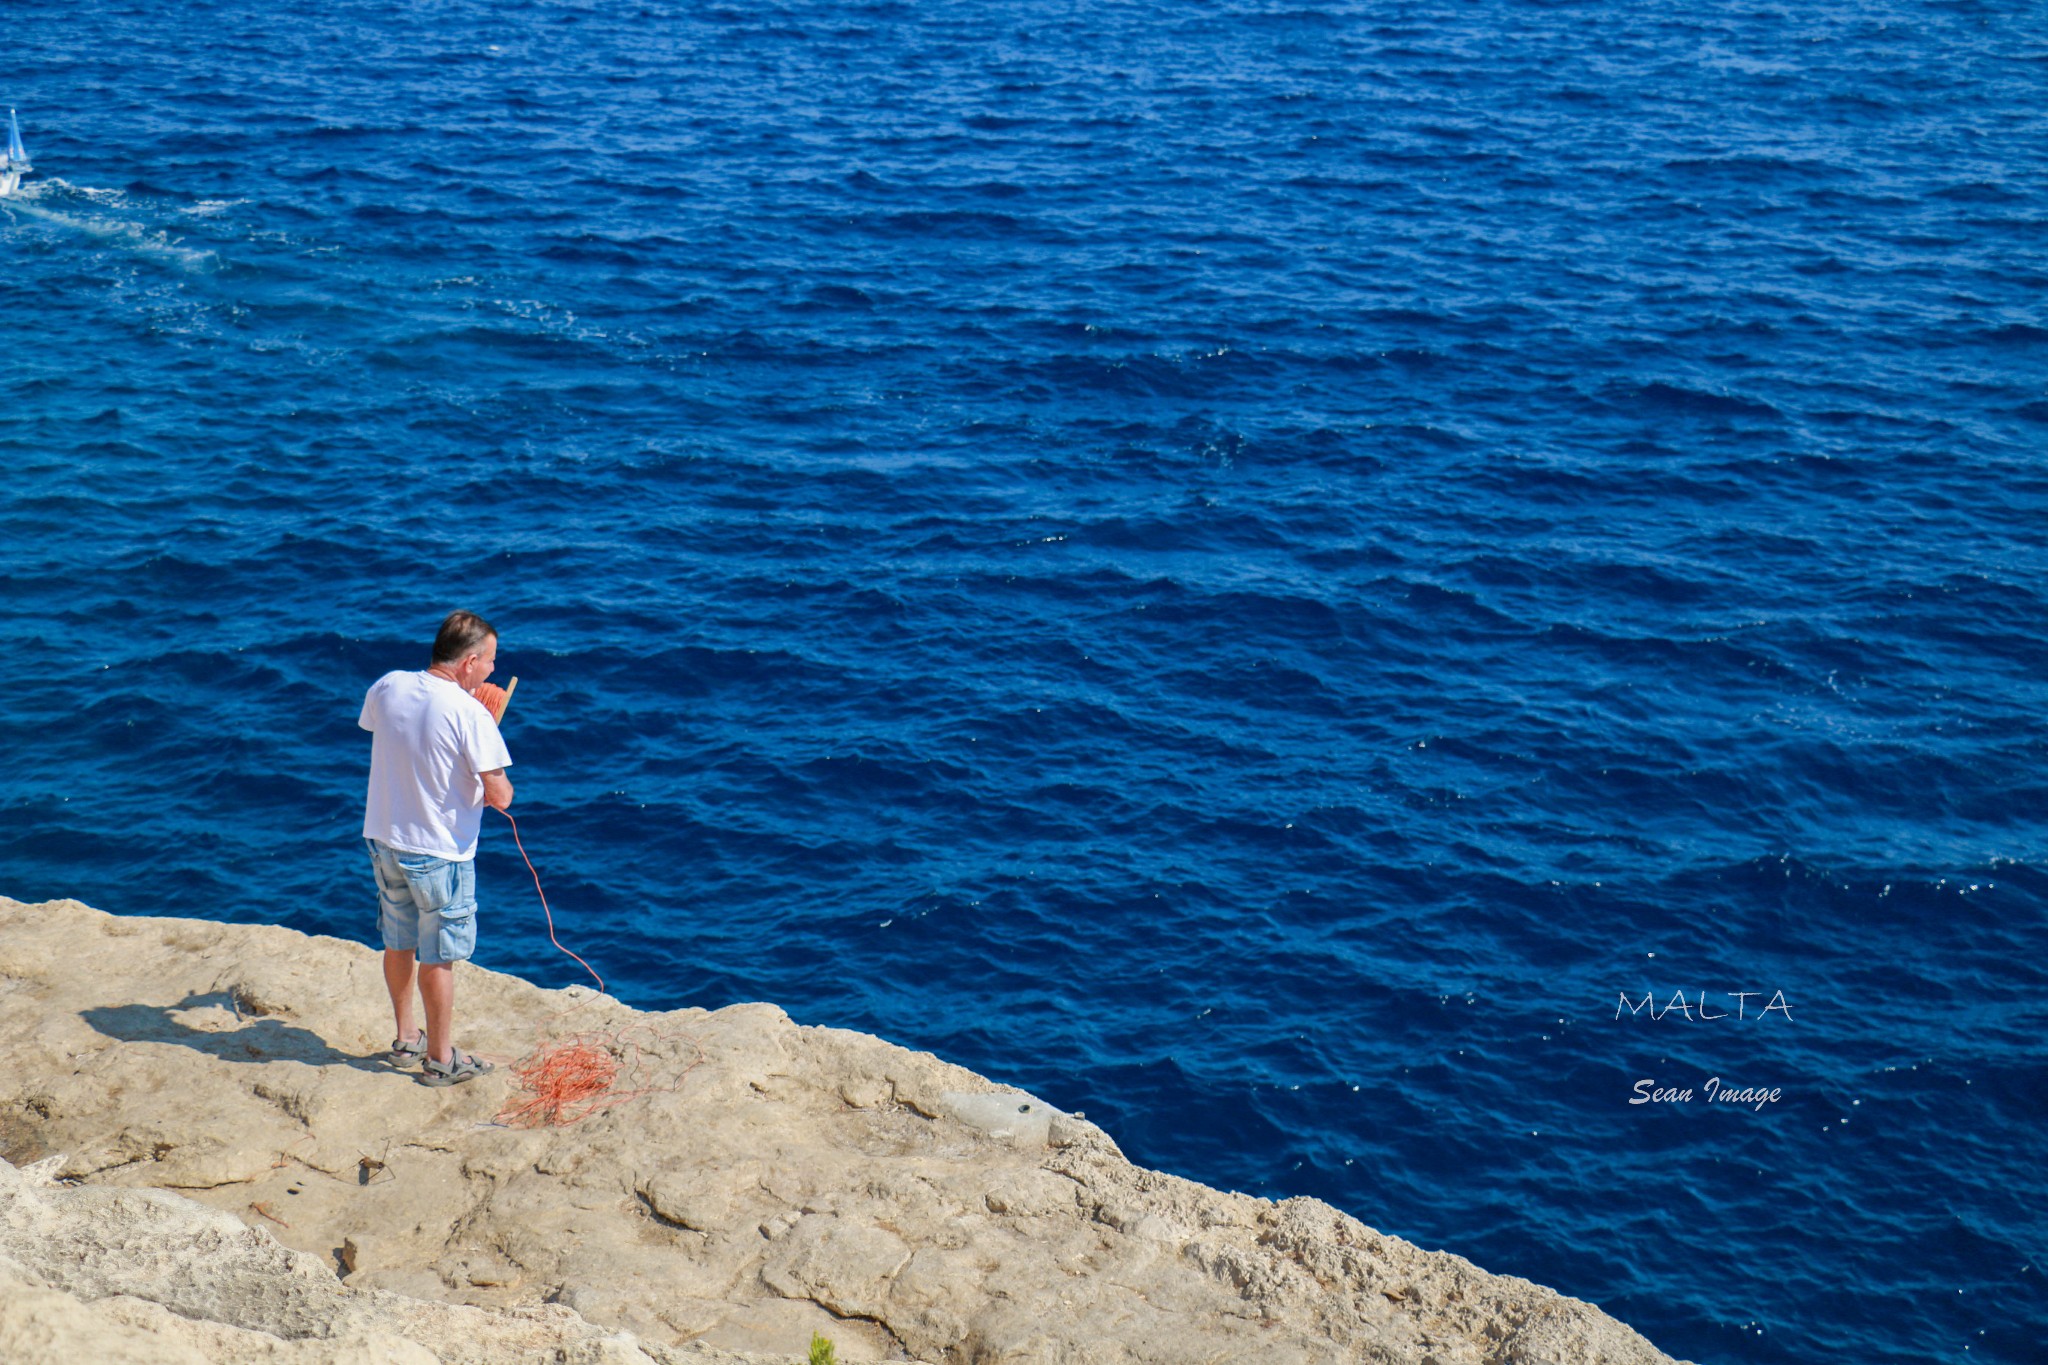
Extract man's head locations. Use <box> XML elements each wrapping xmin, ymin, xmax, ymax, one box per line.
<box><xmin>432</xmin><ymin>611</ymin><xmax>499</xmax><ymax>689</ymax></box>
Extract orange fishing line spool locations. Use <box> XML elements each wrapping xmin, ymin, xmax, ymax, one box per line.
<box><xmin>470</xmin><ymin>677</ymin><xmax>516</xmax><ymax>724</ymax></box>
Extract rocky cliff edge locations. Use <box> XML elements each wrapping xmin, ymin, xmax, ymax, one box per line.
<box><xmin>0</xmin><ymin>896</ymin><xmax>1687</xmax><ymax>1364</ymax></box>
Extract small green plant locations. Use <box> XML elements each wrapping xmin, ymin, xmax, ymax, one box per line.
<box><xmin>807</xmin><ymin>1332</ymin><xmax>838</xmax><ymax>1365</ymax></box>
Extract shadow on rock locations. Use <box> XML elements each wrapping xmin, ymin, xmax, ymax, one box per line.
<box><xmin>81</xmin><ymin>992</ymin><xmax>388</xmax><ymax>1071</ymax></box>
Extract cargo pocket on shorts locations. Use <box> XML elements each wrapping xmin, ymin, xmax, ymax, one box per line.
<box><xmin>430</xmin><ymin>900</ymin><xmax>478</xmax><ymax>964</ymax></box>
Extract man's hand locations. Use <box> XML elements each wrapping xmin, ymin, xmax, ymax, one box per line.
<box><xmin>482</xmin><ymin>768</ymin><xmax>514</xmax><ymax>812</ymax></box>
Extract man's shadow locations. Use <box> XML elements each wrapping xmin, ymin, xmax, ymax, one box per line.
<box><xmin>81</xmin><ymin>992</ymin><xmax>392</xmax><ymax>1072</ymax></box>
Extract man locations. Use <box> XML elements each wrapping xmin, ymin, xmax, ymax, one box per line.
<box><xmin>360</xmin><ymin>610</ymin><xmax>514</xmax><ymax>1086</ymax></box>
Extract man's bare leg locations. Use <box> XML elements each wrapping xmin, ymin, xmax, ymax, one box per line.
<box><xmin>383</xmin><ymin>948</ymin><xmax>419</xmax><ymax>1044</ymax></box>
<box><xmin>418</xmin><ymin>962</ymin><xmax>455</xmax><ymax>1064</ymax></box>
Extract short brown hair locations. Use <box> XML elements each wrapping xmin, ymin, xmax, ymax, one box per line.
<box><xmin>432</xmin><ymin>610</ymin><xmax>497</xmax><ymax>665</ymax></box>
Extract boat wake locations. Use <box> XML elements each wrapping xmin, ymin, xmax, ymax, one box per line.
<box><xmin>1</xmin><ymin>178</ymin><xmax>217</xmax><ymax>272</ymax></box>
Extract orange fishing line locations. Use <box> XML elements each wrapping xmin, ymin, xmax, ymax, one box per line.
<box><xmin>470</xmin><ymin>682</ymin><xmax>700</xmax><ymax>1127</ymax></box>
<box><xmin>502</xmin><ymin>808</ymin><xmax>605</xmax><ymax>995</ymax></box>
<box><xmin>490</xmin><ymin>806</ymin><xmax>702</xmax><ymax>1127</ymax></box>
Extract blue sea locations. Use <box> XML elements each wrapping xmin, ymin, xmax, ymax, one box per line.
<box><xmin>4</xmin><ymin>1</ymin><xmax>2044</xmax><ymax>1360</ymax></box>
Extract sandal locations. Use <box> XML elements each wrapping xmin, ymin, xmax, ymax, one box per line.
<box><xmin>419</xmin><ymin>1049</ymin><xmax>495</xmax><ymax>1087</ymax></box>
<box><xmin>389</xmin><ymin>1031</ymin><xmax>427</xmax><ymax>1066</ymax></box>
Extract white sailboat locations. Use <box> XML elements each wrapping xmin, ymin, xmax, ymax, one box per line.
<box><xmin>1</xmin><ymin>109</ymin><xmax>31</xmax><ymax>198</ymax></box>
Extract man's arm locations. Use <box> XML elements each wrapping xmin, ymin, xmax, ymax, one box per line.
<box><xmin>482</xmin><ymin>768</ymin><xmax>514</xmax><ymax>812</ymax></box>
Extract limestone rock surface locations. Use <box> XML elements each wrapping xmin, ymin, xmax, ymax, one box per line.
<box><xmin>0</xmin><ymin>1148</ymin><xmax>766</xmax><ymax>1364</ymax></box>
<box><xmin>0</xmin><ymin>896</ymin><xmax>1691</xmax><ymax>1364</ymax></box>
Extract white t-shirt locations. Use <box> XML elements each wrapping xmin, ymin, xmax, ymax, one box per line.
<box><xmin>360</xmin><ymin>670</ymin><xmax>513</xmax><ymax>861</ymax></box>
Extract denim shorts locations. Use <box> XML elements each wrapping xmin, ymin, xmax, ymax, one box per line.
<box><xmin>366</xmin><ymin>837</ymin><xmax>477</xmax><ymax>965</ymax></box>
